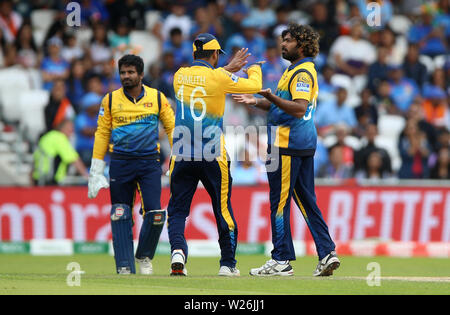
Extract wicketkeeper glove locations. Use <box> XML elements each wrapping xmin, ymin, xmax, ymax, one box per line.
<box><xmin>88</xmin><ymin>158</ymin><xmax>109</xmax><ymax>199</ymax></box>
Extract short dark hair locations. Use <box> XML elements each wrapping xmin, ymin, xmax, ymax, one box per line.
<box><xmin>118</xmin><ymin>54</ymin><xmax>144</xmax><ymax>74</ymax></box>
<box><xmin>281</xmin><ymin>23</ymin><xmax>320</xmax><ymax>58</ymax></box>
<box><xmin>193</xmin><ymin>49</ymin><xmax>216</xmax><ymax>60</ymax></box>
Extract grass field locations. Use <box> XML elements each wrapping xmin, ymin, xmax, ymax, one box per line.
<box><xmin>0</xmin><ymin>254</ymin><xmax>449</xmax><ymax>295</ymax></box>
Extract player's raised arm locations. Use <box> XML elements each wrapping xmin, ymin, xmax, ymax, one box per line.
<box><xmin>219</xmin><ymin>64</ymin><xmax>263</xmax><ymax>94</ymax></box>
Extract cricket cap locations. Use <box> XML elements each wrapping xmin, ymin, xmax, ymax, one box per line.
<box><xmin>193</xmin><ymin>33</ymin><xmax>225</xmax><ymax>54</ymax></box>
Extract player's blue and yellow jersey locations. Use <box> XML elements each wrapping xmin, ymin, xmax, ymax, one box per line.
<box><xmin>93</xmin><ymin>85</ymin><xmax>175</xmax><ymax>159</ymax></box>
<box><xmin>173</xmin><ymin>60</ymin><xmax>262</xmax><ymax>159</ymax></box>
<box><xmin>267</xmin><ymin>57</ymin><xmax>318</xmax><ymax>156</ymax></box>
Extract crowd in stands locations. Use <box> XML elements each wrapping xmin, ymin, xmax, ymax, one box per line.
<box><xmin>0</xmin><ymin>0</ymin><xmax>448</xmax><ymax>186</ymax></box>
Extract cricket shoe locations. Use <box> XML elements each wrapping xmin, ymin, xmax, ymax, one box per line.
<box><xmin>170</xmin><ymin>249</ymin><xmax>187</xmax><ymax>276</ymax></box>
<box><xmin>313</xmin><ymin>251</ymin><xmax>340</xmax><ymax>277</ymax></box>
<box><xmin>218</xmin><ymin>266</ymin><xmax>240</xmax><ymax>277</ymax></box>
<box><xmin>136</xmin><ymin>257</ymin><xmax>153</xmax><ymax>275</ymax></box>
<box><xmin>117</xmin><ymin>267</ymin><xmax>132</xmax><ymax>275</ymax></box>
<box><xmin>249</xmin><ymin>259</ymin><xmax>294</xmax><ymax>277</ymax></box>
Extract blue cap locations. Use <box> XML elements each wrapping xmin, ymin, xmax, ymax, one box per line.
<box><xmin>82</xmin><ymin>93</ymin><xmax>102</xmax><ymax>109</ymax></box>
<box><xmin>193</xmin><ymin>33</ymin><xmax>225</xmax><ymax>54</ymax></box>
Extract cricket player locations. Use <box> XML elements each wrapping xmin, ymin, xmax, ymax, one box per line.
<box><xmin>233</xmin><ymin>24</ymin><xmax>340</xmax><ymax>276</ymax></box>
<box><xmin>168</xmin><ymin>33</ymin><xmax>263</xmax><ymax>277</ymax></box>
<box><xmin>88</xmin><ymin>54</ymin><xmax>175</xmax><ymax>275</ymax></box>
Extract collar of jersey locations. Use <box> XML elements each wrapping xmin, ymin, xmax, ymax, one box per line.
<box><xmin>123</xmin><ymin>85</ymin><xmax>145</xmax><ymax>103</ymax></box>
<box><xmin>192</xmin><ymin>60</ymin><xmax>215</xmax><ymax>69</ymax></box>
<box><xmin>288</xmin><ymin>57</ymin><xmax>314</xmax><ymax>71</ymax></box>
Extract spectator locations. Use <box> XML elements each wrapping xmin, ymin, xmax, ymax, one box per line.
<box><xmin>160</xmin><ymin>51</ymin><xmax>177</xmax><ymax>92</ymax></box>
<box><xmin>41</xmin><ymin>37</ymin><xmax>70</xmax><ymax>91</ymax></box>
<box><xmin>108</xmin><ymin>0</ymin><xmax>146</xmax><ymax>30</ymax></box>
<box><xmin>329</xmin><ymin>19</ymin><xmax>377</xmax><ymax>78</ymax></box>
<box><xmin>0</xmin><ymin>27</ymin><xmax>5</xmax><ymax>67</ymax></box>
<box><xmin>108</xmin><ymin>17</ymin><xmax>131</xmax><ymax>51</ymax></box>
<box><xmin>398</xmin><ymin>119</ymin><xmax>431</xmax><ymax>179</ymax></box>
<box><xmin>74</xmin><ymin>93</ymin><xmax>101</xmax><ymax>168</ymax></box>
<box><xmin>375</xmin><ymin>80</ymin><xmax>396</xmax><ymax>115</ymax></box>
<box><xmin>61</xmin><ymin>32</ymin><xmax>84</xmax><ymax>63</ymax></box>
<box><xmin>315</xmin><ymin>87</ymin><xmax>357</xmax><ymax>135</ymax></box>
<box><xmin>225</xmin><ymin>17</ymin><xmax>266</xmax><ymax>65</ymax></box>
<box><xmin>0</xmin><ymin>0</ymin><xmax>22</xmax><ymax>44</ymax></box>
<box><xmin>32</xmin><ymin>119</ymin><xmax>88</xmax><ymax>186</ymax></box>
<box><xmin>245</xmin><ymin>0</ymin><xmax>276</xmax><ymax>32</ymax></box>
<box><xmin>143</xmin><ymin>62</ymin><xmax>175</xmax><ymax>100</ymax></box>
<box><xmin>267</xmin><ymin>4</ymin><xmax>290</xmax><ymax>40</ymax></box>
<box><xmin>378</xmin><ymin>27</ymin><xmax>406</xmax><ymax>66</ymax></box>
<box><xmin>333</xmin><ymin>124</ymin><xmax>355</xmax><ymax>167</ymax></box>
<box><xmin>100</xmin><ymin>58</ymin><xmax>121</xmax><ymax>93</ymax></box>
<box><xmin>367</xmin><ymin>46</ymin><xmax>390</xmax><ymax>94</ymax></box>
<box><xmin>407</xmin><ymin>101</ymin><xmax>439</xmax><ymax>152</ymax></box>
<box><xmin>309</xmin><ymin>1</ymin><xmax>339</xmax><ymax>55</ymax></box>
<box><xmin>317</xmin><ymin>65</ymin><xmax>337</xmax><ymax>104</ymax></box>
<box><xmin>88</xmin><ymin>23</ymin><xmax>112</xmax><ymax>73</ymax></box>
<box><xmin>66</xmin><ymin>58</ymin><xmax>87</xmax><ymax>112</ymax></box>
<box><xmin>317</xmin><ymin>144</ymin><xmax>353</xmax><ymax>179</ymax></box>
<box><xmin>14</xmin><ymin>22</ymin><xmax>40</xmax><ymax>69</ymax></box>
<box><xmin>355</xmin><ymin>150</ymin><xmax>393</xmax><ymax>181</ymax></box>
<box><xmin>421</xmin><ymin>84</ymin><xmax>449</xmax><ymax>130</ymax></box>
<box><xmin>402</xmin><ymin>43</ymin><xmax>428</xmax><ymax>89</ymax></box>
<box><xmin>79</xmin><ymin>0</ymin><xmax>109</xmax><ymax>25</ymax></box>
<box><xmin>44</xmin><ymin>79</ymin><xmax>76</xmax><ymax>131</ymax></box>
<box><xmin>163</xmin><ymin>27</ymin><xmax>192</xmax><ymax>67</ymax></box>
<box><xmin>261</xmin><ymin>40</ymin><xmax>284</xmax><ymax>94</ymax></box>
<box><xmin>82</xmin><ymin>73</ymin><xmax>104</xmax><ymax>99</ymax></box>
<box><xmin>156</xmin><ymin>2</ymin><xmax>192</xmax><ymax>41</ymax></box>
<box><xmin>354</xmin><ymin>123</ymin><xmax>392</xmax><ymax>176</ymax></box>
<box><xmin>222</xmin><ymin>0</ymin><xmax>249</xmax><ymax>42</ymax></box>
<box><xmin>354</xmin><ymin>88</ymin><xmax>379</xmax><ymax>135</ymax></box>
<box><xmin>430</xmin><ymin>146</ymin><xmax>450</xmax><ymax>179</ymax></box>
<box><xmin>387</xmin><ymin>65</ymin><xmax>420</xmax><ymax>114</ymax></box>
<box><xmin>408</xmin><ymin>8</ymin><xmax>447</xmax><ymax>58</ymax></box>
<box><xmin>190</xmin><ymin>6</ymin><xmax>224</xmax><ymax>40</ymax></box>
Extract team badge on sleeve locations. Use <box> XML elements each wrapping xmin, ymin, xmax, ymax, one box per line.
<box><xmin>296</xmin><ymin>82</ymin><xmax>310</xmax><ymax>92</ymax></box>
<box><xmin>98</xmin><ymin>106</ymin><xmax>105</xmax><ymax>117</ymax></box>
<box><xmin>296</xmin><ymin>72</ymin><xmax>311</xmax><ymax>92</ymax></box>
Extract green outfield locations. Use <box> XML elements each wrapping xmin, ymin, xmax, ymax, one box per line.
<box><xmin>0</xmin><ymin>254</ymin><xmax>449</xmax><ymax>295</ymax></box>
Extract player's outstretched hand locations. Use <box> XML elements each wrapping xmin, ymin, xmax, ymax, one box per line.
<box><xmin>232</xmin><ymin>94</ymin><xmax>256</xmax><ymax>105</ymax></box>
<box><xmin>243</xmin><ymin>60</ymin><xmax>266</xmax><ymax>74</ymax></box>
<box><xmin>224</xmin><ymin>48</ymin><xmax>251</xmax><ymax>73</ymax></box>
<box><xmin>257</xmin><ymin>88</ymin><xmax>272</xmax><ymax>97</ymax></box>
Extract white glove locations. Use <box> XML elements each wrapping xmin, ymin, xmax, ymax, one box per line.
<box><xmin>88</xmin><ymin>158</ymin><xmax>109</xmax><ymax>199</ymax></box>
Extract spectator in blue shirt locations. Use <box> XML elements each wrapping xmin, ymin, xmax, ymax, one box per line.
<box><xmin>315</xmin><ymin>87</ymin><xmax>357</xmax><ymax>135</ymax></box>
<box><xmin>225</xmin><ymin>18</ymin><xmax>266</xmax><ymax>65</ymax></box>
<box><xmin>66</xmin><ymin>58</ymin><xmax>86</xmax><ymax>113</ymax></box>
<box><xmin>261</xmin><ymin>40</ymin><xmax>284</xmax><ymax>93</ymax></box>
<box><xmin>388</xmin><ymin>65</ymin><xmax>420</xmax><ymax>114</ymax></box>
<box><xmin>163</xmin><ymin>27</ymin><xmax>192</xmax><ymax>67</ymax></box>
<box><xmin>75</xmin><ymin>93</ymin><xmax>101</xmax><ymax>167</ymax></box>
<box><xmin>367</xmin><ymin>46</ymin><xmax>390</xmax><ymax>94</ymax></box>
<box><xmin>408</xmin><ymin>10</ymin><xmax>447</xmax><ymax>57</ymax></box>
<box><xmin>41</xmin><ymin>37</ymin><xmax>70</xmax><ymax>91</ymax></box>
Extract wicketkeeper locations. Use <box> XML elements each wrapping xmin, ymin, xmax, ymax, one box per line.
<box><xmin>88</xmin><ymin>54</ymin><xmax>175</xmax><ymax>275</ymax></box>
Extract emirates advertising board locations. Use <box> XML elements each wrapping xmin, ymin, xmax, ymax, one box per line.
<box><xmin>0</xmin><ymin>185</ymin><xmax>449</xmax><ymax>243</ymax></box>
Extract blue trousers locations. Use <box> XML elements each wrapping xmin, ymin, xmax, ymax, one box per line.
<box><xmin>109</xmin><ymin>158</ymin><xmax>162</xmax><ymax>260</ymax></box>
<box><xmin>267</xmin><ymin>154</ymin><xmax>335</xmax><ymax>261</ymax></box>
<box><xmin>167</xmin><ymin>156</ymin><xmax>238</xmax><ymax>268</ymax></box>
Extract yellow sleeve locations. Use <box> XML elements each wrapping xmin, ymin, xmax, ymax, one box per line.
<box><xmin>92</xmin><ymin>94</ymin><xmax>112</xmax><ymax>160</ymax></box>
<box><xmin>217</xmin><ymin>65</ymin><xmax>263</xmax><ymax>94</ymax></box>
<box><xmin>290</xmin><ymin>71</ymin><xmax>314</xmax><ymax>102</ymax></box>
<box><xmin>159</xmin><ymin>92</ymin><xmax>175</xmax><ymax>148</ymax></box>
